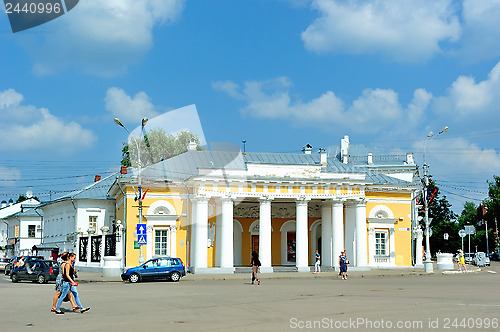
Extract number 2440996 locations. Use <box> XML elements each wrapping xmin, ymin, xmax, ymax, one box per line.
<box><xmin>5</xmin><ymin>2</ymin><xmax>61</xmax><ymax>14</ymax></box>
<box><xmin>443</xmin><ymin>318</ymin><xmax>498</xmax><ymax>329</ymax></box>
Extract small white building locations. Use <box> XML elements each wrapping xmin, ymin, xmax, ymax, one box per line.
<box><xmin>38</xmin><ymin>174</ymin><xmax>118</xmax><ymax>271</ymax></box>
<box><xmin>0</xmin><ymin>197</ymin><xmax>41</xmax><ymax>258</ymax></box>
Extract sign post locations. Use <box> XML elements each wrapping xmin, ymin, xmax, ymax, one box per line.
<box><xmin>137</xmin><ymin>224</ymin><xmax>147</xmax><ymax>246</ymax></box>
<box><xmin>458</xmin><ymin>229</ymin><xmax>466</xmax><ymax>253</ymax></box>
<box><xmin>465</xmin><ymin>225</ymin><xmax>475</xmax><ymax>255</ymax></box>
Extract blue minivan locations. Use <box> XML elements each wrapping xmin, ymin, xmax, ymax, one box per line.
<box><xmin>121</xmin><ymin>257</ymin><xmax>186</xmax><ymax>283</ymax></box>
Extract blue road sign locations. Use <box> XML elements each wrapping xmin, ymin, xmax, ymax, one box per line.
<box><xmin>137</xmin><ymin>235</ymin><xmax>147</xmax><ymax>245</ymax></box>
<box><xmin>137</xmin><ymin>224</ymin><xmax>147</xmax><ymax>236</ymax></box>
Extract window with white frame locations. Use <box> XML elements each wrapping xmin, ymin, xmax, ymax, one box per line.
<box><xmin>375</xmin><ymin>231</ymin><xmax>388</xmax><ymax>256</ymax></box>
<box><xmin>28</xmin><ymin>225</ymin><xmax>36</xmax><ymax>238</ymax></box>
<box><xmin>154</xmin><ymin>229</ymin><xmax>169</xmax><ymax>256</ymax></box>
<box><xmin>89</xmin><ymin>216</ymin><xmax>97</xmax><ymax>232</ymax></box>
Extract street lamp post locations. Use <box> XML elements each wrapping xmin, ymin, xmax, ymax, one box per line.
<box><xmin>114</xmin><ymin>117</ymin><xmax>148</xmax><ymax>264</ymax></box>
<box><xmin>423</xmin><ymin>126</ymin><xmax>448</xmax><ymax>273</ymax></box>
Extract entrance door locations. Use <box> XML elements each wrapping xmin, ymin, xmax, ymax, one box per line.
<box><xmin>287</xmin><ymin>231</ymin><xmax>296</xmax><ymax>262</ymax></box>
<box><xmin>252</xmin><ymin>235</ymin><xmax>259</xmax><ymax>254</ymax></box>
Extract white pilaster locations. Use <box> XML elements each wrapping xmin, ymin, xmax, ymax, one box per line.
<box><xmin>368</xmin><ymin>227</ymin><xmax>375</xmax><ymax>266</ymax></box>
<box><xmin>190</xmin><ymin>198</ymin><xmax>197</xmax><ymax>268</ymax></box>
<box><xmin>389</xmin><ymin>228</ymin><xmax>396</xmax><ymax>266</ymax></box>
<box><xmin>193</xmin><ymin>197</ymin><xmax>209</xmax><ymax>271</ymax></box>
<box><xmin>259</xmin><ymin>197</ymin><xmax>273</xmax><ymax>273</ymax></box>
<box><xmin>321</xmin><ymin>203</ymin><xmax>332</xmax><ymax>267</ymax></box>
<box><xmin>220</xmin><ymin>197</ymin><xmax>235</xmax><ymax>272</ymax></box>
<box><xmin>214</xmin><ymin>200</ymin><xmax>222</xmax><ymax>267</ymax></box>
<box><xmin>170</xmin><ymin>225</ymin><xmax>177</xmax><ymax>258</ymax></box>
<box><xmin>296</xmin><ymin>198</ymin><xmax>309</xmax><ymax>272</ymax></box>
<box><xmin>332</xmin><ymin>200</ymin><xmax>344</xmax><ymax>269</ymax></box>
<box><xmin>146</xmin><ymin>225</ymin><xmax>153</xmax><ymax>260</ymax></box>
<box><xmin>415</xmin><ymin>227</ymin><xmax>423</xmax><ymax>267</ymax></box>
<box><xmin>355</xmin><ymin>200</ymin><xmax>368</xmax><ymax>267</ymax></box>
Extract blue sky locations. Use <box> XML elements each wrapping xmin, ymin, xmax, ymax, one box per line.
<box><xmin>1</xmin><ymin>0</ymin><xmax>500</xmax><ymax>212</ymax></box>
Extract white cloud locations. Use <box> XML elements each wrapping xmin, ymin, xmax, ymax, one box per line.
<box><xmin>25</xmin><ymin>0</ymin><xmax>186</xmax><ymax>76</ymax></box>
<box><xmin>433</xmin><ymin>61</ymin><xmax>500</xmax><ymax>117</ymax></box>
<box><xmin>0</xmin><ymin>89</ymin><xmax>96</xmax><ymax>153</ymax></box>
<box><xmin>213</xmin><ymin>77</ymin><xmax>407</xmax><ymax>133</ymax></box>
<box><xmin>302</xmin><ymin>0</ymin><xmax>461</xmax><ymax>62</ymax></box>
<box><xmin>0</xmin><ymin>166</ymin><xmax>22</xmax><ymax>186</ymax></box>
<box><xmin>460</xmin><ymin>0</ymin><xmax>500</xmax><ymax>62</ymax></box>
<box><xmin>105</xmin><ymin>87</ymin><xmax>159</xmax><ymax>124</ymax></box>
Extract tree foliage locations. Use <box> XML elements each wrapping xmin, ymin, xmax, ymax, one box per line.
<box><xmin>121</xmin><ymin>129</ymin><xmax>201</xmax><ymax>167</ymax></box>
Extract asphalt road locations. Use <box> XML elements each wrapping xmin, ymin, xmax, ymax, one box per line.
<box><xmin>1</xmin><ymin>263</ymin><xmax>499</xmax><ymax>331</ymax></box>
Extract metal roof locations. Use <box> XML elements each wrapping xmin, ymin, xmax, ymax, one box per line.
<box><xmin>54</xmin><ymin>172</ymin><xmax>119</xmax><ymax>201</ymax></box>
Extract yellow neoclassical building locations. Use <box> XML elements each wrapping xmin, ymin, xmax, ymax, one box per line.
<box><xmin>109</xmin><ymin>136</ymin><xmax>420</xmax><ymax>273</ymax></box>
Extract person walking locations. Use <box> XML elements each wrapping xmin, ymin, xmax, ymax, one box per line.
<box><xmin>457</xmin><ymin>249</ymin><xmax>467</xmax><ymax>272</ymax></box>
<box><xmin>314</xmin><ymin>250</ymin><xmax>321</xmax><ymax>274</ymax></box>
<box><xmin>250</xmin><ymin>251</ymin><xmax>261</xmax><ymax>285</ymax></box>
<box><xmin>54</xmin><ymin>253</ymin><xmax>90</xmax><ymax>314</ymax></box>
<box><xmin>339</xmin><ymin>250</ymin><xmax>348</xmax><ymax>280</ymax></box>
<box><xmin>51</xmin><ymin>252</ymin><xmax>77</xmax><ymax>312</ymax></box>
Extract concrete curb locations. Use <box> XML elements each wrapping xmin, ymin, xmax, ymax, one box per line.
<box><xmin>442</xmin><ymin>267</ymin><xmax>481</xmax><ymax>275</ymax></box>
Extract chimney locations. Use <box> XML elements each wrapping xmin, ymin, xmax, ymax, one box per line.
<box><xmin>319</xmin><ymin>148</ymin><xmax>327</xmax><ymax>167</ymax></box>
<box><xmin>1</xmin><ymin>201</ymin><xmax>6</xmax><ymax>209</ymax></box>
<box><xmin>302</xmin><ymin>144</ymin><xmax>313</xmax><ymax>154</ymax></box>
<box><xmin>94</xmin><ymin>175</ymin><xmax>101</xmax><ymax>182</ymax></box>
<box><xmin>367</xmin><ymin>153</ymin><xmax>373</xmax><ymax>165</ymax></box>
<box><xmin>8</xmin><ymin>198</ymin><xmax>13</xmax><ymax>206</ymax></box>
<box><xmin>340</xmin><ymin>135</ymin><xmax>350</xmax><ymax>164</ymax></box>
<box><xmin>188</xmin><ymin>139</ymin><xmax>197</xmax><ymax>151</ymax></box>
<box><xmin>120</xmin><ymin>166</ymin><xmax>128</xmax><ymax>175</ymax></box>
<box><xmin>405</xmin><ymin>153</ymin><xmax>415</xmax><ymax>165</ymax></box>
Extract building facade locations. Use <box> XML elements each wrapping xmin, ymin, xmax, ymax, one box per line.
<box><xmin>110</xmin><ymin>136</ymin><xmax>420</xmax><ymax>273</ymax></box>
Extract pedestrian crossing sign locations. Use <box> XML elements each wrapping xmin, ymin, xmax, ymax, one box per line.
<box><xmin>137</xmin><ymin>235</ymin><xmax>147</xmax><ymax>245</ymax></box>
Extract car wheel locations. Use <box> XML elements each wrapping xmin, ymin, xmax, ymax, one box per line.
<box><xmin>11</xmin><ymin>273</ymin><xmax>19</xmax><ymax>283</ymax></box>
<box><xmin>170</xmin><ymin>271</ymin><xmax>181</xmax><ymax>282</ymax></box>
<box><xmin>129</xmin><ymin>273</ymin><xmax>140</xmax><ymax>283</ymax></box>
<box><xmin>37</xmin><ymin>274</ymin><xmax>47</xmax><ymax>284</ymax></box>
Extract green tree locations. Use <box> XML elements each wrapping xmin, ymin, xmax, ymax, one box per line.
<box><xmin>482</xmin><ymin>175</ymin><xmax>500</xmax><ymax>253</ymax></box>
<box><xmin>121</xmin><ymin>129</ymin><xmax>201</xmax><ymax>167</ymax></box>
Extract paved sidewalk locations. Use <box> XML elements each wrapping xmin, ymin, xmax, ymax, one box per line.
<box><xmin>75</xmin><ymin>264</ymin><xmax>481</xmax><ymax>283</ymax></box>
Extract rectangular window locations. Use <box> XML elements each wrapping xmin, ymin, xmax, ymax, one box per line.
<box><xmin>89</xmin><ymin>216</ymin><xmax>97</xmax><ymax>232</ymax></box>
<box><xmin>154</xmin><ymin>229</ymin><xmax>169</xmax><ymax>256</ymax></box>
<box><xmin>28</xmin><ymin>225</ymin><xmax>36</xmax><ymax>238</ymax></box>
<box><xmin>375</xmin><ymin>231</ymin><xmax>388</xmax><ymax>256</ymax></box>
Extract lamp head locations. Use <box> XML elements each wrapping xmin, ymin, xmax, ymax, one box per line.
<box><xmin>141</xmin><ymin>118</ymin><xmax>148</xmax><ymax>127</ymax></box>
<box><xmin>439</xmin><ymin>126</ymin><xmax>449</xmax><ymax>134</ymax></box>
<box><xmin>114</xmin><ymin>118</ymin><xmax>124</xmax><ymax>127</ymax></box>
<box><xmin>427</xmin><ymin>131</ymin><xmax>434</xmax><ymax>138</ymax></box>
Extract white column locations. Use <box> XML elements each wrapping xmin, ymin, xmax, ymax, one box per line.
<box><xmin>193</xmin><ymin>197</ymin><xmax>209</xmax><ymax>272</ymax></box>
<box><xmin>259</xmin><ymin>197</ymin><xmax>273</xmax><ymax>273</ymax></box>
<box><xmin>86</xmin><ymin>231</ymin><xmax>93</xmax><ymax>267</ymax></box>
<box><xmin>214</xmin><ymin>200</ymin><xmax>222</xmax><ymax>267</ymax></box>
<box><xmin>415</xmin><ymin>227</ymin><xmax>423</xmax><ymax>267</ymax></box>
<box><xmin>220</xmin><ymin>197</ymin><xmax>235</xmax><ymax>272</ymax></box>
<box><xmin>100</xmin><ymin>226</ymin><xmax>109</xmax><ymax>267</ymax></box>
<box><xmin>332</xmin><ymin>200</ymin><xmax>344</xmax><ymax>269</ymax></box>
<box><xmin>344</xmin><ymin>202</ymin><xmax>356</xmax><ymax>266</ymax></box>
<box><xmin>355</xmin><ymin>200</ymin><xmax>368</xmax><ymax>268</ymax></box>
<box><xmin>321</xmin><ymin>203</ymin><xmax>332</xmax><ymax>267</ymax></box>
<box><xmin>296</xmin><ymin>198</ymin><xmax>309</xmax><ymax>272</ymax></box>
<box><xmin>170</xmin><ymin>225</ymin><xmax>177</xmax><ymax>258</ymax></box>
<box><xmin>190</xmin><ymin>198</ymin><xmax>197</xmax><ymax>268</ymax></box>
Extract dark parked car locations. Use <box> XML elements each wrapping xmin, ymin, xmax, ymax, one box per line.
<box><xmin>4</xmin><ymin>255</ymin><xmax>44</xmax><ymax>275</ymax></box>
<box><xmin>10</xmin><ymin>259</ymin><xmax>59</xmax><ymax>284</ymax></box>
<box><xmin>121</xmin><ymin>257</ymin><xmax>185</xmax><ymax>283</ymax></box>
<box><xmin>489</xmin><ymin>252</ymin><xmax>500</xmax><ymax>261</ymax></box>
